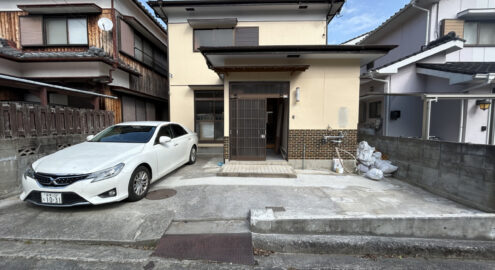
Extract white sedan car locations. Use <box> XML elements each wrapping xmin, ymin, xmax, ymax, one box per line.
<box><xmin>20</xmin><ymin>122</ymin><xmax>198</xmax><ymax>207</ymax></box>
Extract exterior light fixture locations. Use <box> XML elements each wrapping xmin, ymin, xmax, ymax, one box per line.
<box><xmin>296</xmin><ymin>87</ymin><xmax>301</xmax><ymax>102</ymax></box>
<box><xmin>476</xmin><ymin>99</ymin><xmax>491</xmax><ymax>111</ymax></box>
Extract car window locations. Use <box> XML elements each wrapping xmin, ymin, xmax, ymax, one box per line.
<box><xmin>155</xmin><ymin>125</ymin><xmax>173</xmax><ymax>144</ymax></box>
<box><xmin>91</xmin><ymin>125</ymin><xmax>157</xmax><ymax>143</ymax></box>
<box><xmin>171</xmin><ymin>124</ymin><xmax>188</xmax><ymax>138</ymax></box>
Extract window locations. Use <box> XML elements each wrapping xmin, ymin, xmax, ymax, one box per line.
<box><xmin>359</xmin><ymin>102</ymin><xmax>367</xmax><ymax>123</ymax></box>
<box><xmin>91</xmin><ymin>126</ymin><xmax>157</xmax><ymax>143</ymax></box>
<box><xmin>194</xmin><ymin>91</ymin><xmax>224</xmax><ymax>142</ymax></box>
<box><xmin>194</xmin><ymin>29</ymin><xmax>234</xmax><ymax>51</ymax></box>
<box><xmin>45</xmin><ymin>17</ymin><xmax>88</xmax><ymax>45</ymax></box>
<box><xmin>369</xmin><ymin>101</ymin><xmax>382</xmax><ymax>119</ymax></box>
<box><xmin>171</xmin><ymin>124</ymin><xmax>188</xmax><ymax>138</ymax></box>
<box><xmin>132</xmin><ymin>32</ymin><xmax>168</xmax><ymax>75</ymax></box>
<box><xmin>464</xmin><ymin>22</ymin><xmax>495</xmax><ymax>45</ymax></box>
<box><xmin>155</xmin><ymin>125</ymin><xmax>173</xmax><ymax>144</ymax></box>
<box><xmin>193</xmin><ymin>27</ymin><xmax>259</xmax><ymax>51</ymax></box>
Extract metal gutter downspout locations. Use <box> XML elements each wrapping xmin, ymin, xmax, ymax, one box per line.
<box><xmin>108</xmin><ymin>0</ymin><xmax>119</xmax><ymax>85</ymax></box>
<box><xmin>412</xmin><ymin>1</ymin><xmax>431</xmax><ymax>45</ymax></box>
<box><xmin>369</xmin><ymin>72</ymin><xmax>390</xmax><ymax>136</ymax></box>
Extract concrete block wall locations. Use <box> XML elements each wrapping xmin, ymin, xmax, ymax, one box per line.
<box><xmin>359</xmin><ymin>134</ymin><xmax>495</xmax><ymax>213</ymax></box>
<box><xmin>0</xmin><ymin>135</ymin><xmax>86</xmax><ymax>199</ymax></box>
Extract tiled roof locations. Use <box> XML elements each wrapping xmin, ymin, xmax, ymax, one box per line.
<box><xmin>0</xmin><ymin>39</ymin><xmax>138</xmax><ymax>74</ymax></box>
<box><xmin>131</xmin><ymin>0</ymin><xmax>168</xmax><ymax>36</ymax></box>
<box><xmin>417</xmin><ymin>62</ymin><xmax>495</xmax><ymax>75</ymax></box>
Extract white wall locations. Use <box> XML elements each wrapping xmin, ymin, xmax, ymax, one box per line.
<box><xmin>464</xmin><ymin>87</ymin><xmax>492</xmax><ymax>144</ymax></box>
<box><xmin>370</xmin><ymin>11</ymin><xmax>427</xmax><ymax>68</ymax></box>
<box><xmin>447</xmin><ymin>47</ymin><xmax>495</xmax><ymax>62</ymax></box>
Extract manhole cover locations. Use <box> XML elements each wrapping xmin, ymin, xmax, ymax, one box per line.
<box><xmin>146</xmin><ymin>189</ymin><xmax>177</xmax><ymax>200</ymax></box>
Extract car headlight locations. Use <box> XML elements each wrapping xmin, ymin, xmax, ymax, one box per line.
<box><xmin>24</xmin><ymin>164</ymin><xmax>35</xmax><ymax>179</ymax></box>
<box><xmin>89</xmin><ymin>163</ymin><xmax>125</xmax><ymax>183</ymax></box>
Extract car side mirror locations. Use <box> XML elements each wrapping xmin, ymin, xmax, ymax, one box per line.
<box><xmin>159</xmin><ymin>136</ymin><xmax>172</xmax><ymax>144</ymax></box>
<box><xmin>86</xmin><ymin>135</ymin><xmax>95</xmax><ymax>141</ymax></box>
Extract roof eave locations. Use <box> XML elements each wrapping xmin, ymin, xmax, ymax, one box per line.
<box><xmin>374</xmin><ymin>40</ymin><xmax>464</xmax><ymax>74</ymax></box>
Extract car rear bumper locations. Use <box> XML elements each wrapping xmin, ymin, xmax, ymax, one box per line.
<box><xmin>20</xmin><ymin>172</ymin><xmax>131</xmax><ymax>206</ymax></box>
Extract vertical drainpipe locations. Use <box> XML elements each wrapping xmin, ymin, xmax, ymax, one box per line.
<box><xmin>412</xmin><ymin>1</ymin><xmax>431</xmax><ymax>45</ymax></box>
<box><xmin>109</xmin><ymin>0</ymin><xmax>119</xmax><ymax>82</ymax></box>
<box><xmin>489</xmin><ymin>87</ymin><xmax>495</xmax><ymax>145</ymax></box>
<box><xmin>458</xmin><ymin>99</ymin><xmax>465</xmax><ymax>143</ymax></box>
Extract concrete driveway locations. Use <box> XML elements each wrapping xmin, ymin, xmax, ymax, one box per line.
<box><xmin>0</xmin><ymin>155</ymin><xmax>489</xmax><ymax>245</ymax></box>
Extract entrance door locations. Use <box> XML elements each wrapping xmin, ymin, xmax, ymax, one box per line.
<box><xmin>230</xmin><ymin>99</ymin><xmax>267</xmax><ymax>161</ymax></box>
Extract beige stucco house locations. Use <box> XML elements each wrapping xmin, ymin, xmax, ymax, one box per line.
<box><xmin>149</xmin><ymin>0</ymin><xmax>394</xmax><ymax>168</ymax></box>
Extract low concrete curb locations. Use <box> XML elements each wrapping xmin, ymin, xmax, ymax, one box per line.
<box><xmin>252</xmin><ymin>233</ymin><xmax>495</xmax><ymax>259</ymax></box>
<box><xmin>250</xmin><ymin>209</ymin><xmax>495</xmax><ymax>240</ymax></box>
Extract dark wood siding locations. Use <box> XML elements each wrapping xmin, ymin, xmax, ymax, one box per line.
<box><xmin>235</xmin><ymin>27</ymin><xmax>259</xmax><ymax>46</ymax></box>
<box><xmin>0</xmin><ymin>10</ymin><xmax>114</xmax><ymax>54</ymax></box>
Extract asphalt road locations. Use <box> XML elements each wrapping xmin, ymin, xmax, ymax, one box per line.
<box><xmin>1</xmin><ymin>240</ymin><xmax>494</xmax><ymax>270</ymax></box>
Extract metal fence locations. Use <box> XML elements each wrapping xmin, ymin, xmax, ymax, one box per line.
<box><xmin>0</xmin><ymin>102</ymin><xmax>114</xmax><ymax>139</ymax></box>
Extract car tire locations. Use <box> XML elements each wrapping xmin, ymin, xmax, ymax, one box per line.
<box><xmin>127</xmin><ymin>166</ymin><xmax>151</xmax><ymax>202</ymax></box>
<box><xmin>188</xmin><ymin>146</ymin><xmax>197</xmax><ymax>165</ymax></box>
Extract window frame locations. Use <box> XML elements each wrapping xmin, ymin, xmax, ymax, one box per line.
<box><xmin>464</xmin><ymin>21</ymin><xmax>495</xmax><ymax>47</ymax></box>
<box><xmin>193</xmin><ymin>27</ymin><xmax>259</xmax><ymax>52</ymax></box>
<box><xmin>193</xmin><ymin>28</ymin><xmax>235</xmax><ymax>52</ymax></box>
<box><xmin>170</xmin><ymin>124</ymin><xmax>188</xmax><ymax>138</ymax></box>
<box><xmin>194</xmin><ymin>91</ymin><xmax>224</xmax><ymax>143</ymax></box>
<box><xmin>154</xmin><ymin>125</ymin><xmax>173</xmax><ymax>145</ymax></box>
<box><xmin>42</xmin><ymin>16</ymin><xmax>89</xmax><ymax>47</ymax></box>
<box><xmin>369</xmin><ymin>101</ymin><xmax>382</xmax><ymax>119</ymax></box>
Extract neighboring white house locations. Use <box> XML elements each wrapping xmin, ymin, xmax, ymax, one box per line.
<box><xmin>357</xmin><ymin>0</ymin><xmax>495</xmax><ymax>145</ymax></box>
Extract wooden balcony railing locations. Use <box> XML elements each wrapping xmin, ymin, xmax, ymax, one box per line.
<box><xmin>0</xmin><ymin>102</ymin><xmax>114</xmax><ymax>139</ymax></box>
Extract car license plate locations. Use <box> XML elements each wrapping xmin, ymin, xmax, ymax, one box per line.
<box><xmin>41</xmin><ymin>192</ymin><xmax>62</xmax><ymax>204</ymax></box>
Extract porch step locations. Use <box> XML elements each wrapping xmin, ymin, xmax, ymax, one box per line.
<box><xmin>217</xmin><ymin>161</ymin><xmax>297</xmax><ymax>178</ymax></box>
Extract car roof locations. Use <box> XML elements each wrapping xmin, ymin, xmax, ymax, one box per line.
<box><xmin>115</xmin><ymin>121</ymin><xmax>172</xmax><ymax>127</ymax></box>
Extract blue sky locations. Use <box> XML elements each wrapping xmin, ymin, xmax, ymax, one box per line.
<box><xmin>327</xmin><ymin>0</ymin><xmax>410</xmax><ymax>44</ymax></box>
<box><xmin>138</xmin><ymin>0</ymin><xmax>411</xmax><ymax>44</ymax></box>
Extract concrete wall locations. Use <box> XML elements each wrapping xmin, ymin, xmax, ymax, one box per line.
<box><xmin>0</xmin><ymin>135</ymin><xmax>86</xmax><ymax>199</ymax></box>
<box><xmin>359</xmin><ymin>134</ymin><xmax>495</xmax><ymax>213</ymax></box>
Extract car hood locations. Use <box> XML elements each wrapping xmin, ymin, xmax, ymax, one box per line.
<box><xmin>33</xmin><ymin>142</ymin><xmax>145</xmax><ymax>175</ymax></box>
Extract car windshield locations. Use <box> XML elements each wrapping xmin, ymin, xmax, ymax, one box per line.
<box><xmin>91</xmin><ymin>125</ymin><xmax>157</xmax><ymax>143</ymax></box>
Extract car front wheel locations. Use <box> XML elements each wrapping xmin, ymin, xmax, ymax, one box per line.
<box><xmin>127</xmin><ymin>166</ymin><xmax>151</xmax><ymax>202</ymax></box>
<box><xmin>188</xmin><ymin>146</ymin><xmax>197</xmax><ymax>165</ymax></box>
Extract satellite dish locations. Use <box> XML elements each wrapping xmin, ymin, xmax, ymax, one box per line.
<box><xmin>98</xmin><ymin>18</ymin><xmax>114</xmax><ymax>31</ymax></box>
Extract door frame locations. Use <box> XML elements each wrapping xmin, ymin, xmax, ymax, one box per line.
<box><xmin>229</xmin><ymin>81</ymin><xmax>290</xmax><ymax>161</ymax></box>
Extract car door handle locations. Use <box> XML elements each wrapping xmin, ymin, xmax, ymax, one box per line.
<box><xmin>174</xmin><ymin>143</ymin><xmax>179</xmax><ymax>146</ymax></box>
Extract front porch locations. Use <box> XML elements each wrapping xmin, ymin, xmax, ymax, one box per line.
<box><xmin>217</xmin><ymin>160</ymin><xmax>297</xmax><ymax>178</ymax></box>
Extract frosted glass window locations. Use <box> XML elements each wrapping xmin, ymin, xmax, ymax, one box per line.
<box><xmin>46</xmin><ymin>18</ymin><xmax>67</xmax><ymax>45</ymax></box>
<box><xmin>68</xmin><ymin>18</ymin><xmax>88</xmax><ymax>44</ymax></box>
<box><xmin>194</xmin><ymin>29</ymin><xmax>233</xmax><ymax>51</ymax></box>
<box><xmin>479</xmin><ymin>23</ymin><xmax>495</xmax><ymax>45</ymax></box>
<box><xmin>464</xmin><ymin>22</ymin><xmax>478</xmax><ymax>45</ymax></box>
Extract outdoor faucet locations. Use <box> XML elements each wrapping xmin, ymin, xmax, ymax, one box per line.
<box><xmin>322</xmin><ymin>131</ymin><xmax>345</xmax><ymax>145</ymax></box>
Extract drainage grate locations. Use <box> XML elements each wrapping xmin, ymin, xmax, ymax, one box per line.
<box><xmin>145</xmin><ymin>189</ymin><xmax>177</xmax><ymax>200</ymax></box>
<box><xmin>153</xmin><ymin>233</ymin><xmax>255</xmax><ymax>265</ymax></box>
